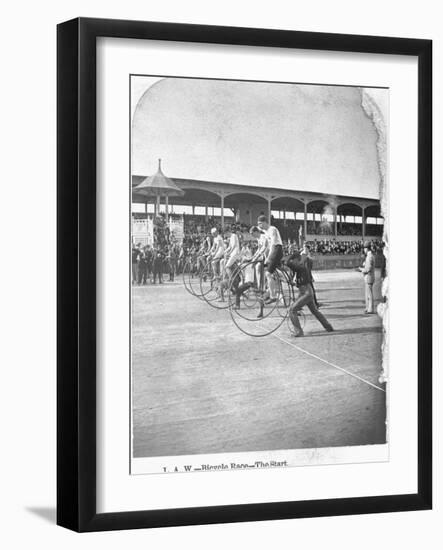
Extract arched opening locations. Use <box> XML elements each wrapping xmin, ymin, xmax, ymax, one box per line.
<box><xmin>167</xmin><ymin>188</ymin><xmax>233</xmax><ymax>235</ymax></box>
<box><xmin>306</xmin><ymin>199</ymin><xmax>334</xmax><ymax>237</ymax></box>
<box><xmin>224</xmin><ymin>192</ymin><xmax>269</xmax><ymax>226</ymax></box>
<box><xmin>269</xmin><ymin>196</ymin><xmax>305</xmax><ymax>243</ymax></box>
<box><xmin>364</xmin><ymin>204</ymin><xmax>383</xmax><ymax>237</ymax></box>
<box><xmin>336</xmin><ymin>202</ymin><xmax>365</xmax><ymax>238</ymax></box>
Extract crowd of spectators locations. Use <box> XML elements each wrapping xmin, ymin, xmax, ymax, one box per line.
<box><xmin>181</xmin><ymin>214</ymin><xmax>383</xmax><ymax>247</ymax></box>
<box><xmin>305</xmin><ymin>238</ymin><xmax>384</xmax><ymax>255</ymax></box>
<box><xmin>305</xmin><ymin>221</ymin><xmax>383</xmax><ymax>237</ymax></box>
<box><xmin>131</xmin><ymin>214</ymin><xmax>385</xmax><ymax>285</ymax></box>
<box><xmin>132</xmin><ymin>242</ymin><xmax>182</xmax><ymax>285</ymax></box>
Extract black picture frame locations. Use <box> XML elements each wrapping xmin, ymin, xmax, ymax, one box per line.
<box><xmin>57</xmin><ymin>17</ymin><xmax>432</xmax><ymax>532</ymax></box>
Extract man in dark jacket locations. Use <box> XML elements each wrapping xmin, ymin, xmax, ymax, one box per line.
<box><xmin>167</xmin><ymin>247</ymin><xmax>177</xmax><ymax>281</ymax></box>
<box><xmin>152</xmin><ymin>249</ymin><xmax>164</xmax><ymax>284</ymax></box>
<box><xmin>301</xmin><ymin>243</ymin><xmax>320</xmax><ymax>308</ymax></box>
<box><xmin>286</xmin><ymin>251</ymin><xmax>333</xmax><ymax>337</ymax></box>
<box><xmin>137</xmin><ymin>249</ymin><xmax>148</xmax><ymax>285</ymax></box>
<box><xmin>132</xmin><ymin>243</ymin><xmax>141</xmax><ymax>284</ymax></box>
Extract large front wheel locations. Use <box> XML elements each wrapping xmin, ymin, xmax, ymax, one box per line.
<box><xmin>199</xmin><ymin>260</ymin><xmax>230</xmax><ymax>309</ymax></box>
<box><xmin>228</xmin><ymin>262</ymin><xmax>292</xmax><ymax>337</ymax></box>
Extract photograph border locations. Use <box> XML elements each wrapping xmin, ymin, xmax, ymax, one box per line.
<box><xmin>57</xmin><ymin>17</ymin><xmax>432</xmax><ymax>532</ymax></box>
<box><xmin>129</xmin><ymin>73</ymin><xmax>389</xmax><ymax>471</ymax></box>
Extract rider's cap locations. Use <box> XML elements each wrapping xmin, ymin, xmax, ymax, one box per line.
<box><xmin>257</xmin><ymin>215</ymin><xmax>267</xmax><ymax>223</ymax></box>
<box><xmin>210</xmin><ymin>228</ymin><xmax>217</xmax><ymax>235</ymax></box>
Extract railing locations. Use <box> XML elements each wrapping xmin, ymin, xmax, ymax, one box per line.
<box><xmin>312</xmin><ymin>253</ymin><xmax>384</xmax><ymax>270</ymax></box>
<box><xmin>305</xmin><ymin>234</ymin><xmax>382</xmax><ymax>242</ymax></box>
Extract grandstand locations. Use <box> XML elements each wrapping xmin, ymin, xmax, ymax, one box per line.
<box><xmin>132</xmin><ymin>79</ymin><xmax>385</xmax><ymax>247</ymax></box>
<box><xmin>132</xmin><ymin>174</ymin><xmax>383</xmax><ymax>243</ymax></box>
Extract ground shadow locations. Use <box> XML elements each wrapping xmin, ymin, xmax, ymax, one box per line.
<box><xmin>323</xmin><ymin>299</ymin><xmax>366</xmax><ymax>304</ymax></box>
<box><xmin>317</xmin><ymin>287</ymin><xmax>357</xmax><ymax>292</ymax></box>
<box><xmin>306</xmin><ymin>325</ymin><xmax>382</xmax><ymax>337</ymax></box>
<box><xmin>323</xmin><ymin>313</ymin><xmax>378</xmax><ymax>320</ymax></box>
<box><xmin>26</xmin><ymin>507</ymin><xmax>56</xmax><ymax>524</ymax></box>
<box><xmin>322</xmin><ymin>304</ymin><xmax>365</xmax><ymax>310</ymax></box>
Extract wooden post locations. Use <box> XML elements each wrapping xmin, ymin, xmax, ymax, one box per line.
<box><xmin>303</xmin><ymin>201</ymin><xmax>308</xmax><ymax>240</ymax></box>
<box><xmin>220</xmin><ymin>194</ymin><xmax>225</xmax><ymax>229</ymax></box>
<box><xmin>165</xmin><ymin>195</ymin><xmax>169</xmax><ymax>223</ymax></box>
<box><xmin>362</xmin><ymin>206</ymin><xmax>366</xmax><ymax>240</ymax></box>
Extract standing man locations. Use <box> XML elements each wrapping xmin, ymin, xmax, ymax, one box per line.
<box><xmin>359</xmin><ymin>241</ymin><xmax>375</xmax><ymax>314</ymax></box>
<box><xmin>152</xmin><ymin>249</ymin><xmax>164</xmax><ymax>284</ymax></box>
<box><xmin>132</xmin><ymin>242</ymin><xmax>141</xmax><ymax>284</ymax></box>
<box><xmin>256</xmin><ymin>215</ymin><xmax>283</xmax><ymax>304</ymax></box>
<box><xmin>286</xmin><ymin>251</ymin><xmax>334</xmax><ymax>337</ymax></box>
<box><xmin>137</xmin><ymin>247</ymin><xmax>149</xmax><ymax>285</ymax></box>
<box><xmin>167</xmin><ymin>246</ymin><xmax>177</xmax><ymax>281</ymax></box>
<box><xmin>145</xmin><ymin>245</ymin><xmax>153</xmax><ymax>283</ymax></box>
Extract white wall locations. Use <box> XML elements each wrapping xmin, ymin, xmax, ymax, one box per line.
<box><xmin>0</xmin><ymin>1</ymin><xmax>441</xmax><ymax>549</ymax></box>
<box><xmin>132</xmin><ymin>79</ymin><xmax>382</xmax><ymax>198</ymax></box>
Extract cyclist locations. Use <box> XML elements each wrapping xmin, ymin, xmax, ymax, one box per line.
<box><xmin>256</xmin><ymin>215</ymin><xmax>283</xmax><ymax>305</ymax></box>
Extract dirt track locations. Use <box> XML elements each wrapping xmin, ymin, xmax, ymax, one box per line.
<box><xmin>132</xmin><ymin>269</ymin><xmax>386</xmax><ymax>458</ymax></box>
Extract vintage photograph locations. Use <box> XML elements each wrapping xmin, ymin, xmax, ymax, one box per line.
<box><xmin>130</xmin><ymin>76</ymin><xmax>388</xmax><ymax>474</ymax></box>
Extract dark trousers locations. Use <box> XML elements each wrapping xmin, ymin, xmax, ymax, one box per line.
<box><xmin>153</xmin><ymin>268</ymin><xmax>163</xmax><ymax>284</ymax></box>
<box><xmin>138</xmin><ymin>264</ymin><xmax>148</xmax><ymax>284</ymax></box>
<box><xmin>289</xmin><ymin>284</ymin><xmax>333</xmax><ymax>334</ymax></box>
<box><xmin>310</xmin><ymin>282</ymin><xmax>319</xmax><ymax>307</ymax></box>
<box><xmin>168</xmin><ymin>261</ymin><xmax>176</xmax><ymax>281</ymax></box>
<box><xmin>132</xmin><ymin>262</ymin><xmax>138</xmax><ymax>283</ymax></box>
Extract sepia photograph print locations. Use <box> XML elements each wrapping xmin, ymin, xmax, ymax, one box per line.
<box><xmin>130</xmin><ymin>75</ymin><xmax>389</xmax><ymax>475</ymax></box>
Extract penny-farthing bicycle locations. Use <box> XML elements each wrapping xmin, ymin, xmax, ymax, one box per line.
<box><xmin>199</xmin><ymin>257</ymin><xmax>231</xmax><ymax>310</ymax></box>
<box><xmin>227</xmin><ymin>259</ymin><xmax>304</xmax><ymax>337</ymax></box>
<box><xmin>182</xmin><ymin>255</ymin><xmax>208</xmax><ymax>300</ymax></box>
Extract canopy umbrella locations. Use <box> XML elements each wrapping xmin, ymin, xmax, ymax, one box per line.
<box><xmin>132</xmin><ymin>159</ymin><xmax>184</xmax><ymax>222</ymax></box>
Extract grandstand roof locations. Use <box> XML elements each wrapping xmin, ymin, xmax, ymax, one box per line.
<box><xmin>132</xmin><ymin>174</ymin><xmax>380</xmax><ymax>214</ymax></box>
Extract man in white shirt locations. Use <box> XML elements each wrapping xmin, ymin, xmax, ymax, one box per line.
<box><xmin>223</xmin><ymin>225</ymin><xmax>241</xmax><ymax>280</ymax></box>
<box><xmin>257</xmin><ymin>215</ymin><xmax>283</xmax><ymax>303</ymax></box>
<box><xmin>249</xmin><ymin>225</ymin><xmax>268</xmax><ymax>297</ymax></box>
<box><xmin>209</xmin><ymin>227</ymin><xmax>225</xmax><ymax>277</ymax></box>
<box><xmin>233</xmin><ymin>226</ymin><xmax>262</xmax><ymax>309</ymax></box>
<box><xmin>250</xmin><ymin>227</ymin><xmax>269</xmax><ymax>263</ymax></box>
